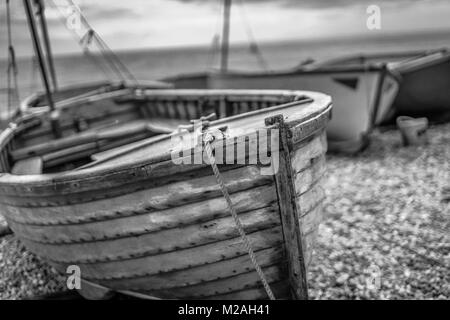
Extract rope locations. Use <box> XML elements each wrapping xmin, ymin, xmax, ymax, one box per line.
<box><xmin>83</xmin><ymin>47</ymin><xmax>113</xmax><ymax>81</ymax></box>
<box><xmin>203</xmin><ymin>132</ymin><xmax>276</xmax><ymax>300</ymax></box>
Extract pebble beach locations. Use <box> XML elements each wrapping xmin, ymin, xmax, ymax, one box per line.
<box><xmin>0</xmin><ymin>122</ymin><xmax>449</xmax><ymax>300</ymax></box>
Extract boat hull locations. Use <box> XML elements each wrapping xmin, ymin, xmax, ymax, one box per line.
<box><xmin>391</xmin><ymin>52</ymin><xmax>450</xmax><ymax>121</ymax></box>
<box><xmin>0</xmin><ymin>89</ymin><xmax>331</xmax><ymax>299</ymax></box>
<box><xmin>318</xmin><ymin>49</ymin><xmax>450</xmax><ymax>123</ymax></box>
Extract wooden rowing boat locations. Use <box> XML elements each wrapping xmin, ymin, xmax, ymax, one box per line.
<box><xmin>0</xmin><ymin>88</ymin><xmax>332</xmax><ymax>300</ymax></box>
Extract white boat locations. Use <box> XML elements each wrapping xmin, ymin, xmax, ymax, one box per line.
<box><xmin>319</xmin><ymin>49</ymin><xmax>450</xmax><ymax>123</ymax></box>
<box><xmin>163</xmin><ymin>0</ymin><xmax>400</xmax><ymax>153</ymax></box>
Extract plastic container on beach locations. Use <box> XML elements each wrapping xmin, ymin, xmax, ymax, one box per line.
<box><xmin>396</xmin><ymin>116</ymin><xmax>428</xmax><ymax>146</ymax></box>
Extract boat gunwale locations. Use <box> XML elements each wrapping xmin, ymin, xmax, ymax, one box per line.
<box><xmin>314</xmin><ymin>48</ymin><xmax>447</xmax><ymax>66</ymax></box>
<box><xmin>387</xmin><ymin>50</ymin><xmax>450</xmax><ymax>73</ymax></box>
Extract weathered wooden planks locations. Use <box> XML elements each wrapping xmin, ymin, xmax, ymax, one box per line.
<box><xmin>293</xmin><ymin>155</ymin><xmax>326</xmax><ymax>196</ymax></box>
<box><xmin>300</xmin><ymin>201</ymin><xmax>324</xmax><ymax>236</ymax></box>
<box><xmin>139</xmin><ymin>264</ymin><xmax>285</xmax><ymax>299</ymax></box>
<box><xmin>49</xmin><ymin>226</ymin><xmax>284</xmax><ymax>280</ymax></box>
<box><xmin>6</xmin><ymin>185</ymin><xmax>277</xmax><ymax>243</ymax></box>
<box><xmin>98</xmin><ymin>246</ymin><xmax>285</xmax><ymax>291</ymax></box>
<box><xmin>291</xmin><ymin>132</ymin><xmax>327</xmax><ymax>172</ymax></box>
<box><xmin>296</xmin><ymin>182</ymin><xmax>325</xmax><ymax>215</ymax></box>
<box><xmin>290</xmin><ymin>128</ymin><xmax>327</xmax><ymax>270</ymax></box>
<box><xmin>205</xmin><ymin>280</ymin><xmax>290</xmax><ymax>300</ymax></box>
<box><xmin>20</xmin><ymin>204</ymin><xmax>281</xmax><ymax>264</ymax></box>
<box><xmin>2</xmin><ymin>165</ymin><xmax>272</xmax><ymax>223</ymax></box>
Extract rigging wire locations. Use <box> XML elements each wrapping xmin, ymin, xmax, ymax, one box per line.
<box><xmin>53</xmin><ymin>9</ymin><xmax>113</xmax><ymax>81</ymax></box>
<box><xmin>208</xmin><ymin>0</ymin><xmax>270</xmax><ymax>71</ymax></box>
<box><xmin>69</xmin><ymin>0</ymin><xmax>137</xmax><ymax>84</ymax></box>
<box><xmin>68</xmin><ymin>0</ymin><xmax>136</xmax><ymax>83</ymax></box>
<box><xmin>236</xmin><ymin>0</ymin><xmax>270</xmax><ymax>71</ymax></box>
<box><xmin>92</xmin><ymin>30</ymin><xmax>137</xmax><ymax>83</ymax></box>
<box><xmin>78</xmin><ymin>30</ymin><xmax>113</xmax><ymax>80</ymax></box>
<box><xmin>50</xmin><ymin>0</ymin><xmax>137</xmax><ymax>84</ymax></box>
<box><xmin>80</xmin><ymin>29</ymin><xmax>125</xmax><ymax>81</ymax></box>
<box><xmin>205</xmin><ymin>1</ymin><xmax>224</xmax><ymax>70</ymax></box>
<box><xmin>206</xmin><ymin>34</ymin><xmax>221</xmax><ymax>71</ymax></box>
<box><xmin>6</xmin><ymin>0</ymin><xmax>21</xmax><ymax>118</ymax></box>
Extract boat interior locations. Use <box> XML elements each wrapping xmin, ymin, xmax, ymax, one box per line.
<box><xmin>20</xmin><ymin>80</ymin><xmax>172</xmax><ymax>112</ymax></box>
<box><xmin>1</xmin><ymin>89</ymin><xmax>320</xmax><ymax>177</ymax></box>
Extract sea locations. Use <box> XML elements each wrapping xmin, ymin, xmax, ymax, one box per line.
<box><xmin>1</xmin><ymin>31</ymin><xmax>450</xmax><ymax>117</ymax></box>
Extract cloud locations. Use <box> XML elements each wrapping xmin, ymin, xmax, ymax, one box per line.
<box><xmin>0</xmin><ymin>1</ymin><xmax>139</xmax><ymax>23</ymax></box>
<box><xmin>173</xmin><ymin>0</ymin><xmax>430</xmax><ymax>9</ymax></box>
<box><xmin>1</xmin><ymin>0</ymin><xmax>450</xmax><ymax>60</ymax></box>
<box><xmin>75</xmin><ymin>2</ymin><xmax>140</xmax><ymax>20</ymax></box>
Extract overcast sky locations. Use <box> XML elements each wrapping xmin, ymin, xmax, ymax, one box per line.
<box><xmin>1</xmin><ymin>0</ymin><xmax>450</xmax><ymax>58</ymax></box>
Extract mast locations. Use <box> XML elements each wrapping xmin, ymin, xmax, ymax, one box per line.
<box><xmin>23</xmin><ymin>0</ymin><xmax>55</xmax><ymax>112</ymax></box>
<box><xmin>220</xmin><ymin>0</ymin><xmax>232</xmax><ymax>73</ymax></box>
<box><xmin>34</xmin><ymin>0</ymin><xmax>58</xmax><ymax>91</ymax></box>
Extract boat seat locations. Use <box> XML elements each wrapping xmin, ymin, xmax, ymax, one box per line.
<box><xmin>90</xmin><ymin>118</ymin><xmax>189</xmax><ymax>163</ymax></box>
<box><xmin>11</xmin><ymin>156</ymin><xmax>43</xmax><ymax>175</ymax></box>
